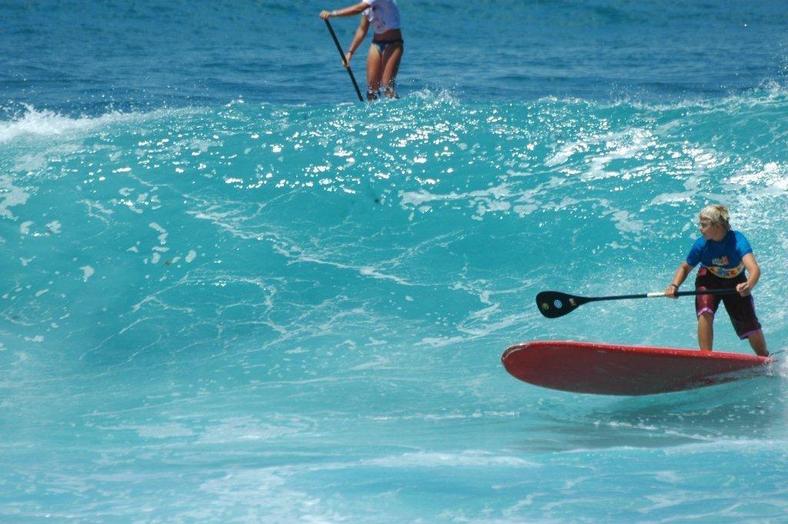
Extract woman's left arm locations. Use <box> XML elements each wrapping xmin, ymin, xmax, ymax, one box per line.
<box><xmin>737</xmin><ymin>253</ymin><xmax>761</xmax><ymax>296</ymax></box>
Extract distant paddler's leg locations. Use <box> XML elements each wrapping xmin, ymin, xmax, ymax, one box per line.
<box><xmin>366</xmin><ymin>43</ymin><xmax>383</xmax><ymax>100</ymax></box>
<box><xmin>381</xmin><ymin>42</ymin><xmax>403</xmax><ymax>98</ymax></box>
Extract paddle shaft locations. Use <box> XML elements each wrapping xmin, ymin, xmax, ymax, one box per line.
<box><xmin>324</xmin><ymin>19</ymin><xmax>364</xmax><ymax>102</ymax></box>
<box><xmin>583</xmin><ymin>289</ymin><xmax>738</xmax><ymax>304</ymax></box>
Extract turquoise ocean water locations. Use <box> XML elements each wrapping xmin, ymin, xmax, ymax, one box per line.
<box><xmin>2</xmin><ymin>1</ymin><xmax>787</xmax><ymax>522</ymax></box>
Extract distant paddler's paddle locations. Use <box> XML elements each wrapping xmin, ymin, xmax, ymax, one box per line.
<box><xmin>324</xmin><ymin>19</ymin><xmax>364</xmax><ymax>102</ymax></box>
<box><xmin>536</xmin><ymin>289</ymin><xmax>739</xmax><ymax>319</ymax></box>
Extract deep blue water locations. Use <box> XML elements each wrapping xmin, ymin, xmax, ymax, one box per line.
<box><xmin>3</xmin><ymin>0</ymin><xmax>787</xmax><ymax>112</ymax></box>
<box><xmin>1</xmin><ymin>1</ymin><xmax>786</xmax><ymax>522</ymax></box>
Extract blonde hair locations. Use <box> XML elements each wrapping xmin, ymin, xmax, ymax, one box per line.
<box><xmin>699</xmin><ymin>204</ymin><xmax>730</xmax><ymax>231</ymax></box>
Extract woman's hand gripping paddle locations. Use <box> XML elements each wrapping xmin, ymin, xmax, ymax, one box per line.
<box><xmin>536</xmin><ymin>289</ymin><xmax>739</xmax><ymax>319</ymax></box>
<box><xmin>324</xmin><ymin>19</ymin><xmax>364</xmax><ymax>102</ymax></box>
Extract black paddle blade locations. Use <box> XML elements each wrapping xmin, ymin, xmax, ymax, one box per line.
<box><xmin>535</xmin><ymin>291</ymin><xmax>588</xmax><ymax>318</ymax></box>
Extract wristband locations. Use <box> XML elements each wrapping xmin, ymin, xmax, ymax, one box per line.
<box><xmin>668</xmin><ymin>284</ymin><xmax>679</xmax><ymax>289</ymax></box>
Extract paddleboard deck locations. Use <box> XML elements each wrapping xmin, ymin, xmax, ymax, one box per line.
<box><xmin>502</xmin><ymin>340</ymin><xmax>771</xmax><ymax>395</ymax></box>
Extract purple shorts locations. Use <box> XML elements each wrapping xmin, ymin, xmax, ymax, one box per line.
<box><xmin>695</xmin><ymin>267</ymin><xmax>762</xmax><ymax>339</ymax></box>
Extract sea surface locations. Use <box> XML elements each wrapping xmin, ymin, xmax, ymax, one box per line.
<box><xmin>1</xmin><ymin>1</ymin><xmax>786</xmax><ymax>522</ymax></box>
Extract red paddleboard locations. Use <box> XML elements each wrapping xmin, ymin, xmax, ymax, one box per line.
<box><xmin>502</xmin><ymin>340</ymin><xmax>772</xmax><ymax>395</ymax></box>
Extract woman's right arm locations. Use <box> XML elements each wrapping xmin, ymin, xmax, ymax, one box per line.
<box><xmin>320</xmin><ymin>2</ymin><xmax>369</xmax><ymax>19</ymax></box>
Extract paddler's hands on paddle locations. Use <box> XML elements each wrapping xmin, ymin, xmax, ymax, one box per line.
<box><xmin>320</xmin><ymin>10</ymin><xmax>332</xmax><ymax>20</ymax></box>
<box><xmin>665</xmin><ymin>262</ymin><xmax>691</xmax><ymax>299</ymax></box>
<box><xmin>736</xmin><ymin>281</ymin><xmax>752</xmax><ymax>297</ymax></box>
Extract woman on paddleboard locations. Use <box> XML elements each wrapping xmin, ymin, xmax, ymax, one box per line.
<box><xmin>320</xmin><ymin>0</ymin><xmax>403</xmax><ymax>100</ymax></box>
<box><xmin>666</xmin><ymin>205</ymin><xmax>768</xmax><ymax>356</ymax></box>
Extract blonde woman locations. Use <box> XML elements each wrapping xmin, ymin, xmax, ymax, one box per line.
<box><xmin>320</xmin><ymin>0</ymin><xmax>403</xmax><ymax>100</ymax></box>
<box><xmin>666</xmin><ymin>205</ymin><xmax>768</xmax><ymax>356</ymax></box>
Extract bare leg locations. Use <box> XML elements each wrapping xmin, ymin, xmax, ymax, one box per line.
<box><xmin>698</xmin><ymin>312</ymin><xmax>713</xmax><ymax>351</ymax></box>
<box><xmin>380</xmin><ymin>43</ymin><xmax>403</xmax><ymax>98</ymax></box>
<box><xmin>747</xmin><ymin>330</ymin><xmax>769</xmax><ymax>357</ymax></box>
<box><xmin>366</xmin><ymin>44</ymin><xmax>383</xmax><ymax>100</ymax></box>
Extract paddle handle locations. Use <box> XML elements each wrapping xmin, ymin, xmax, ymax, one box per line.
<box><xmin>324</xmin><ymin>19</ymin><xmax>364</xmax><ymax>102</ymax></box>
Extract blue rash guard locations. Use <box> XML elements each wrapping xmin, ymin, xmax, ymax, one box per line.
<box><xmin>686</xmin><ymin>230</ymin><xmax>752</xmax><ymax>279</ymax></box>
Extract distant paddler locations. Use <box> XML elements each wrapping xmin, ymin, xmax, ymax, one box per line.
<box><xmin>320</xmin><ymin>0</ymin><xmax>404</xmax><ymax>100</ymax></box>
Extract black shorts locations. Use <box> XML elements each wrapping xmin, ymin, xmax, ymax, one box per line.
<box><xmin>695</xmin><ymin>267</ymin><xmax>762</xmax><ymax>339</ymax></box>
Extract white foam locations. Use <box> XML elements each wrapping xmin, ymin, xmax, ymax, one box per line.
<box><xmin>609</xmin><ymin>209</ymin><xmax>645</xmax><ymax>234</ymax></box>
<box><xmin>399</xmin><ymin>183</ymin><xmax>514</xmax><ymax>219</ymax></box>
<box><xmin>196</xmin><ymin>416</ymin><xmax>309</xmax><ymax>445</ymax></box>
<box><xmin>134</xmin><ymin>423</ymin><xmax>194</xmax><ymax>439</ymax></box>
<box><xmin>727</xmin><ymin>161</ymin><xmax>787</xmax><ymax>190</ymax></box>
<box><xmin>0</xmin><ymin>176</ymin><xmax>30</xmax><ymax>219</ymax></box>
<box><xmin>0</xmin><ymin>106</ymin><xmax>126</xmax><ymax>144</ymax></box>
<box><xmin>362</xmin><ymin>450</ymin><xmax>537</xmax><ymax>469</ymax></box>
<box><xmin>149</xmin><ymin>222</ymin><xmax>168</xmax><ymax>245</ymax></box>
<box><xmin>45</xmin><ymin>221</ymin><xmax>62</xmax><ymax>234</ymax></box>
<box><xmin>13</xmin><ymin>152</ymin><xmax>49</xmax><ymax>172</ymax></box>
<box><xmin>546</xmin><ymin>140</ymin><xmax>589</xmax><ymax>167</ymax></box>
<box><xmin>358</xmin><ymin>265</ymin><xmax>411</xmax><ymax>285</ymax></box>
<box><xmin>0</xmin><ymin>105</ymin><xmax>197</xmax><ymax>144</ymax></box>
<box><xmin>80</xmin><ymin>266</ymin><xmax>95</xmax><ymax>282</ymax></box>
